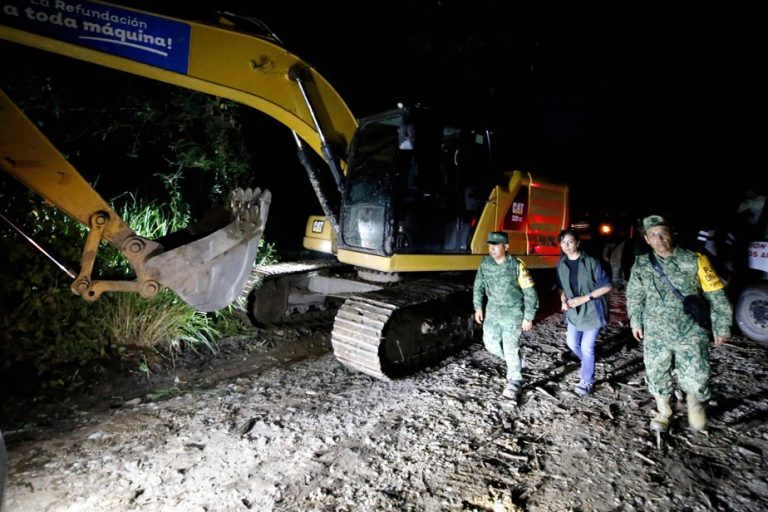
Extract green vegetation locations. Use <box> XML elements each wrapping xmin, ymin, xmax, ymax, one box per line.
<box><xmin>101</xmin><ymin>290</ymin><xmax>220</xmax><ymax>353</ymax></box>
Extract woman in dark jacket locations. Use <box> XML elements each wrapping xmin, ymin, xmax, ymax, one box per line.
<box><xmin>556</xmin><ymin>229</ymin><xmax>612</xmax><ymax>395</ymax></box>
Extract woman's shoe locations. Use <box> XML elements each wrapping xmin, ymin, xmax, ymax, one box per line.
<box><xmin>574</xmin><ymin>381</ymin><xmax>593</xmax><ymax>396</ymax></box>
<box><xmin>503</xmin><ymin>380</ymin><xmax>523</xmax><ymax>402</ymax></box>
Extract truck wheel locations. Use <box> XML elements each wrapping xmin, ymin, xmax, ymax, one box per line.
<box><xmin>735</xmin><ymin>284</ymin><xmax>768</xmax><ymax>344</ymax></box>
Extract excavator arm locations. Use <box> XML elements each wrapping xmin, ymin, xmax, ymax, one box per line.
<box><xmin>0</xmin><ymin>0</ymin><xmax>357</xmax><ymax>310</ymax></box>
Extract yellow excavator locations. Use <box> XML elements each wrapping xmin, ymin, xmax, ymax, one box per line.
<box><xmin>0</xmin><ymin>0</ymin><xmax>569</xmax><ymax>379</ymax></box>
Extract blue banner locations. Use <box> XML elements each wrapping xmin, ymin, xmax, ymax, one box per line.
<box><xmin>1</xmin><ymin>0</ymin><xmax>191</xmax><ymax>74</ymax></box>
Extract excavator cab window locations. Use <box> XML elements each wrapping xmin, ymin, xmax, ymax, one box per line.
<box><xmin>339</xmin><ymin>115</ymin><xmax>400</xmax><ymax>254</ymax></box>
<box><xmin>339</xmin><ymin>108</ymin><xmax>493</xmax><ymax>256</ymax></box>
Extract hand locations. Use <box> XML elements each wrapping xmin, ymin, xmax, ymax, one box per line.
<box><xmin>714</xmin><ymin>336</ymin><xmax>727</xmax><ymax>346</ymax></box>
<box><xmin>566</xmin><ymin>295</ymin><xmax>590</xmax><ymax>308</ymax></box>
<box><xmin>474</xmin><ymin>309</ymin><xmax>484</xmax><ymax>324</ymax></box>
<box><xmin>521</xmin><ymin>319</ymin><xmax>533</xmax><ymax>332</ymax></box>
<box><xmin>561</xmin><ymin>300</ymin><xmax>569</xmax><ymax>312</ymax></box>
<box><xmin>632</xmin><ymin>327</ymin><xmax>644</xmax><ymax>342</ymax></box>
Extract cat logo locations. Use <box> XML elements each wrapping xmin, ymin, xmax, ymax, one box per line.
<box><xmin>312</xmin><ymin>219</ymin><xmax>325</xmax><ymax>233</ymax></box>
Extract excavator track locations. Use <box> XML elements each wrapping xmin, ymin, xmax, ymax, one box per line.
<box><xmin>233</xmin><ymin>259</ymin><xmax>349</xmax><ymax>326</ymax></box>
<box><xmin>331</xmin><ymin>278</ymin><xmax>478</xmax><ymax>379</ymax></box>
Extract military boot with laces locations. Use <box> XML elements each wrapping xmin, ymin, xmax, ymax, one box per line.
<box><xmin>687</xmin><ymin>394</ymin><xmax>707</xmax><ymax>432</ymax></box>
<box><xmin>650</xmin><ymin>395</ymin><xmax>673</xmax><ymax>432</ymax></box>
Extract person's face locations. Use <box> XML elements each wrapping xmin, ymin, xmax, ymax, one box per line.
<box><xmin>644</xmin><ymin>225</ymin><xmax>673</xmax><ymax>256</ymax></box>
<box><xmin>560</xmin><ymin>235</ymin><xmax>579</xmax><ymax>256</ymax></box>
<box><xmin>488</xmin><ymin>242</ymin><xmax>507</xmax><ymax>258</ymax></box>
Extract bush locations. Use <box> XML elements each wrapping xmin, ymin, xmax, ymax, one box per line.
<box><xmin>0</xmin><ymin>190</ymin><xmax>104</xmax><ymax>370</ymax></box>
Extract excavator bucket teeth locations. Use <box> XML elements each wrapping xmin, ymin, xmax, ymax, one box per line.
<box><xmin>145</xmin><ymin>188</ymin><xmax>271</xmax><ymax>312</ymax></box>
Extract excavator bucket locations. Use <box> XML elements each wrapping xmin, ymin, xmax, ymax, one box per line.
<box><xmin>145</xmin><ymin>188</ymin><xmax>271</xmax><ymax>312</ymax></box>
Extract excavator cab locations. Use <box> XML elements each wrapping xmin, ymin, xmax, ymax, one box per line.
<box><xmin>339</xmin><ymin>107</ymin><xmax>494</xmax><ymax>257</ymax></box>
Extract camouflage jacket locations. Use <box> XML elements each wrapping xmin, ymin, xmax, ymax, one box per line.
<box><xmin>626</xmin><ymin>247</ymin><xmax>732</xmax><ymax>338</ymax></box>
<box><xmin>473</xmin><ymin>254</ymin><xmax>539</xmax><ymax>321</ymax></box>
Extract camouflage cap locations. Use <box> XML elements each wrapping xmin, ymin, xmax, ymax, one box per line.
<box><xmin>642</xmin><ymin>215</ymin><xmax>670</xmax><ymax>231</ymax></box>
<box><xmin>486</xmin><ymin>231</ymin><xmax>509</xmax><ymax>244</ymax></box>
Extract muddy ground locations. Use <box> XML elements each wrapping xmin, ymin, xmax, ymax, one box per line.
<box><xmin>1</xmin><ymin>291</ymin><xmax>768</xmax><ymax>512</ymax></box>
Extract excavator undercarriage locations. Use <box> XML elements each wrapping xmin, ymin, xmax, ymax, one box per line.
<box><xmin>237</xmin><ymin>262</ymin><xmax>479</xmax><ymax>379</ymax></box>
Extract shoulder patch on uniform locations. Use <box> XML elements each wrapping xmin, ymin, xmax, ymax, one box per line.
<box><xmin>696</xmin><ymin>252</ymin><xmax>725</xmax><ymax>292</ymax></box>
<box><xmin>516</xmin><ymin>258</ymin><xmax>535</xmax><ymax>289</ymax></box>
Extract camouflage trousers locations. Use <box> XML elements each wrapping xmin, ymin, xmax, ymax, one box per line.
<box><xmin>482</xmin><ymin>311</ymin><xmax>524</xmax><ymax>381</ymax></box>
<box><xmin>643</xmin><ymin>335</ymin><xmax>711</xmax><ymax>402</ymax></box>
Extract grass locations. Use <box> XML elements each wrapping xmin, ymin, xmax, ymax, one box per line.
<box><xmin>102</xmin><ymin>290</ymin><xmax>220</xmax><ymax>354</ymax></box>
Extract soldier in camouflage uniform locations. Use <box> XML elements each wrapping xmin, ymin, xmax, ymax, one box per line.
<box><xmin>473</xmin><ymin>231</ymin><xmax>539</xmax><ymax>402</ymax></box>
<box><xmin>626</xmin><ymin>215</ymin><xmax>732</xmax><ymax>432</ymax></box>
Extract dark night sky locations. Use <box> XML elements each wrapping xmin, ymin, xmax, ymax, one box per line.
<box><xmin>200</xmin><ymin>2</ymin><xmax>764</xmax><ymax>228</ymax></box>
<box><xmin>4</xmin><ymin>1</ymin><xmax>765</xmax><ymax>246</ymax></box>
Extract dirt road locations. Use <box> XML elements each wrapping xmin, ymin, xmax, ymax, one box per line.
<box><xmin>2</xmin><ymin>293</ymin><xmax>768</xmax><ymax>511</ymax></box>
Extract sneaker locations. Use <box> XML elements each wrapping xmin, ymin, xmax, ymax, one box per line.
<box><xmin>574</xmin><ymin>381</ymin><xmax>593</xmax><ymax>396</ymax></box>
<box><xmin>503</xmin><ymin>380</ymin><xmax>523</xmax><ymax>401</ymax></box>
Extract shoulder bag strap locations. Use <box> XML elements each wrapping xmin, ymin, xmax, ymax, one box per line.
<box><xmin>647</xmin><ymin>252</ymin><xmax>685</xmax><ymax>301</ymax></box>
